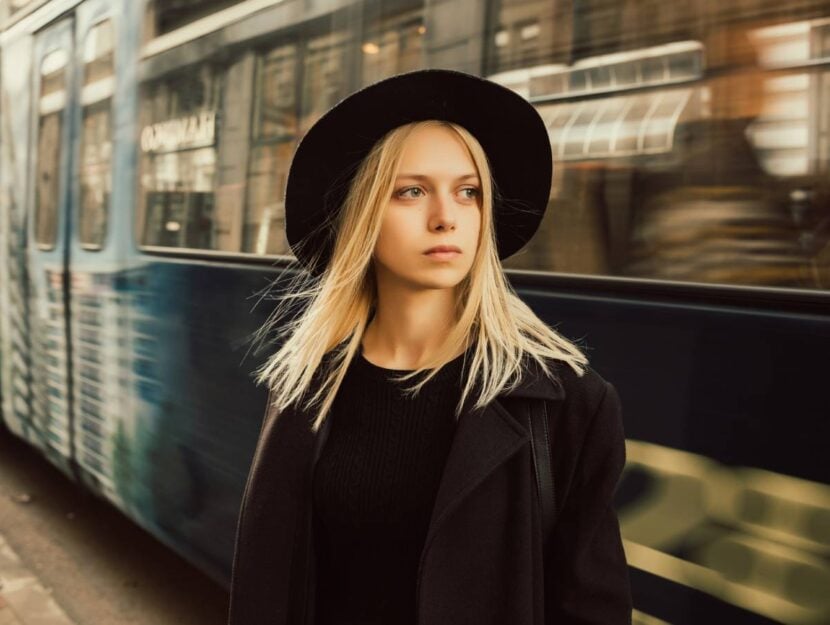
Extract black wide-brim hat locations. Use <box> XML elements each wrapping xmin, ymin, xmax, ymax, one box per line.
<box><xmin>285</xmin><ymin>68</ymin><xmax>553</xmax><ymax>277</ymax></box>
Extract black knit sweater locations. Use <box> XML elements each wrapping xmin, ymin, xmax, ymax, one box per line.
<box><xmin>311</xmin><ymin>346</ymin><xmax>468</xmax><ymax>625</ymax></box>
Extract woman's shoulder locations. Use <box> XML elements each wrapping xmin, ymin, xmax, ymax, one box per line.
<box><xmin>542</xmin><ymin>357</ymin><xmax>623</xmax><ymax>439</ymax></box>
<box><xmin>543</xmin><ymin>357</ymin><xmax>613</xmax><ymax>405</ymax></box>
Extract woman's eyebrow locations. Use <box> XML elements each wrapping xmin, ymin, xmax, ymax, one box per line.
<box><xmin>396</xmin><ymin>173</ymin><xmax>480</xmax><ymax>181</ymax></box>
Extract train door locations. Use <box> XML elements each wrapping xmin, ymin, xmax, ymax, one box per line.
<box><xmin>68</xmin><ymin>0</ymin><xmax>128</xmax><ymax>504</ymax></box>
<box><xmin>26</xmin><ymin>18</ymin><xmax>77</xmax><ymax>477</ymax></box>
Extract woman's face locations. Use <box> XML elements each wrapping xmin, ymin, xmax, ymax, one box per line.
<box><xmin>373</xmin><ymin>124</ymin><xmax>482</xmax><ymax>290</ymax></box>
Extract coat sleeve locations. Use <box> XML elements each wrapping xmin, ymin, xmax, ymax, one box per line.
<box><xmin>544</xmin><ymin>380</ymin><xmax>632</xmax><ymax>624</ymax></box>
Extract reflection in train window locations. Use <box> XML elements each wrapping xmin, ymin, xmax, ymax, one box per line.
<box><xmin>243</xmin><ymin>29</ymin><xmax>355</xmax><ymax>256</ymax></box>
<box><xmin>244</xmin><ymin>141</ymin><xmax>294</xmax><ymax>256</ymax></box>
<box><xmin>128</xmin><ymin>0</ymin><xmax>830</xmax><ymax>289</ymax></box>
<box><xmin>79</xmin><ymin>19</ymin><xmax>114</xmax><ymax>250</ymax></box>
<box><xmin>137</xmin><ymin>63</ymin><xmax>222</xmax><ymax>250</ymax></box>
<box><xmin>35</xmin><ymin>48</ymin><xmax>68</xmax><ymax>250</ymax></box>
<box><xmin>142</xmin><ymin>0</ymin><xmax>239</xmax><ymax>41</ymax></box>
<box><xmin>485</xmin><ymin>0</ymin><xmax>563</xmax><ymax>74</ymax></box>
<box><xmin>492</xmin><ymin>7</ymin><xmax>828</xmax><ymax>290</ymax></box>
<box><xmin>142</xmin><ymin>187</ymin><xmax>214</xmax><ymax>248</ymax></box>
<box><xmin>360</xmin><ymin>9</ymin><xmax>426</xmax><ymax>87</ymax></box>
<box><xmin>242</xmin><ymin>10</ymin><xmax>429</xmax><ymax>257</ymax></box>
<box><xmin>253</xmin><ymin>44</ymin><xmax>298</xmax><ymax>141</ymax></box>
<box><xmin>244</xmin><ymin>45</ymin><xmax>299</xmax><ymax>256</ymax></box>
<box><xmin>299</xmin><ymin>31</ymin><xmax>352</xmax><ymax>135</ymax></box>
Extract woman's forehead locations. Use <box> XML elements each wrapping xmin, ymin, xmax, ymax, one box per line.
<box><xmin>395</xmin><ymin>128</ymin><xmax>479</xmax><ymax>175</ymax></box>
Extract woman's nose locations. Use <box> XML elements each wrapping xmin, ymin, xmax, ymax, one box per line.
<box><xmin>430</xmin><ymin>193</ymin><xmax>457</xmax><ymax>230</ymax></box>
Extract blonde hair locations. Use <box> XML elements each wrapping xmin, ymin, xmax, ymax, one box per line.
<box><xmin>252</xmin><ymin>119</ymin><xmax>587</xmax><ymax>433</ymax></box>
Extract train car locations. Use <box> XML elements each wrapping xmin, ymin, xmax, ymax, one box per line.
<box><xmin>0</xmin><ymin>0</ymin><xmax>827</xmax><ymax>623</ymax></box>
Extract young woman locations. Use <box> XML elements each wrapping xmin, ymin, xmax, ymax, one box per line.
<box><xmin>228</xmin><ymin>68</ymin><xmax>631</xmax><ymax>625</ymax></box>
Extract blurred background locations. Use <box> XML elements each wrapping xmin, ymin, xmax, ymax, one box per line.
<box><xmin>0</xmin><ymin>0</ymin><xmax>827</xmax><ymax>624</ymax></box>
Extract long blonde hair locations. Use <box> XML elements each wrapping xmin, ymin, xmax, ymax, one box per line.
<box><xmin>252</xmin><ymin>119</ymin><xmax>587</xmax><ymax>433</ymax></box>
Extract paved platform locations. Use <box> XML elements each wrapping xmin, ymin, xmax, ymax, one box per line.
<box><xmin>0</xmin><ymin>534</ymin><xmax>75</xmax><ymax>625</ymax></box>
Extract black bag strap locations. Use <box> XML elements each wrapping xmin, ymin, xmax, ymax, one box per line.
<box><xmin>526</xmin><ymin>398</ymin><xmax>556</xmax><ymax>553</ymax></box>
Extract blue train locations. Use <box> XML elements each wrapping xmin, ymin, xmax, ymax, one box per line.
<box><xmin>0</xmin><ymin>0</ymin><xmax>828</xmax><ymax>623</ymax></box>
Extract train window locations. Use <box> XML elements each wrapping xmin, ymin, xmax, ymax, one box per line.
<box><xmin>34</xmin><ymin>48</ymin><xmax>68</xmax><ymax>250</ymax></box>
<box><xmin>79</xmin><ymin>19</ymin><xmax>114</xmax><ymax>250</ymax></box>
<box><xmin>492</xmin><ymin>5</ymin><xmax>829</xmax><ymax>290</ymax></box>
<box><xmin>239</xmin><ymin>30</ymin><xmax>353</xmax><ymax>257</ymax></box>
<box><xmin>243</xmin><ymin>9</ymin><xmax>431</xmax><ymax>257</ymax></box>
<box><xmin>136</xmin><ymin>63</ymin><xmax>221</xmax><ymax>250</ymax></box>
<box><xmin>130</xmin><ymin>0</ymin><xmax>830</xmax><ymax>288</ymax></box>
<box><xmin>244</xmin><ymin>45</ymin><xmax>299</xmax><ymax>256</ymax></box>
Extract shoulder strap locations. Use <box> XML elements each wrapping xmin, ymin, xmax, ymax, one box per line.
<box><xmin>526</xmin><ymin>398</ymin><xmax>556</xmax><ymax>553</ymax></box>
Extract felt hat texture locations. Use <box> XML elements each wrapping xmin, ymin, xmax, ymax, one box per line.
<box><xmin>284</xmin><ymin>68</ymin><xmax>553</xmax><ymax>276</ymax></box>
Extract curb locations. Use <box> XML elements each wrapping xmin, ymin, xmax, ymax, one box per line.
<box><xmin>0</xmin><ymin>534</ymin><xmax>75</xmax><ymax>625</ymax></box>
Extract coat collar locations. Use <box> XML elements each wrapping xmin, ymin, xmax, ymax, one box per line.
<box><xmin>499</xmin><ymin>356</ymin><xmax>566</xmax><ymax>402</ymax></box>
<box><xmin>423</xmin><ymin>357</ymin><xmax>564</xmax><ymax>548</ymax></box>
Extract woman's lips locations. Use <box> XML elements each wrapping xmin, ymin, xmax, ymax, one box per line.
<box><xmin>424</xmin><ymin>251</ymin><xmax>461</xmax><ymax>261</ymax></box>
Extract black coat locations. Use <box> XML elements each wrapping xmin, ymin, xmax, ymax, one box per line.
<box><xmin>227</xmin><ymin>357</ymin><xmax>632</xmax><ymax>624</ymax></box>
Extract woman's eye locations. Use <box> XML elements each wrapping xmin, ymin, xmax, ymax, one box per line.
<box><xmin>395</xmin><ymin>186</ymin><xmax>479</xmax><ymax>200</ymax></box>
<box><xmin>397</xmin><ymin>187</ymin><xmax>423</xmax><ymax>199</ymax></box>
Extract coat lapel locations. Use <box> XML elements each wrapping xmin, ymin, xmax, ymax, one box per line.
<box><xmin>422</xmin><ymin>398</ymin><xmax>528</xmax><ymax>551</ymax></box>
<box><xmin>421</xmin><ymin>357</ymin><xmax>566</xmax><ymax>551</ymax></box>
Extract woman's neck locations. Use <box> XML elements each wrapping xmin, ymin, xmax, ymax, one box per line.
<box><xmin>361</xmin><ymin>316</ymin><xmax>464</xmax><ymax>370</ymax></box>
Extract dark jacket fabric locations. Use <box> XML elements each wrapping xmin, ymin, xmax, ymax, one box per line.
<box><xmin>227</xmin><ymin>356</ymin><xmax>632</xmax><ymax>625</ymax></box>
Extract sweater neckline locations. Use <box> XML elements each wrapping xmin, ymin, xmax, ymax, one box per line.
<box><xmin>354</xmin><ymin>344</ymin><xmax>469</xmax><ymax>383</ymax></box>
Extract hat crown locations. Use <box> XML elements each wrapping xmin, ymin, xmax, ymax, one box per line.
<box><xmin>285</xmin><ymin>68</ymin><xmax>553</xmax><ymax>276</ymax></box>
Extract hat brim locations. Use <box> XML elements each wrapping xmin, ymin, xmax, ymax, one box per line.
<box><xmin>285</xmin><ymin>68</ymin><xmax>553</xmax><ymax>276</ymax></box>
